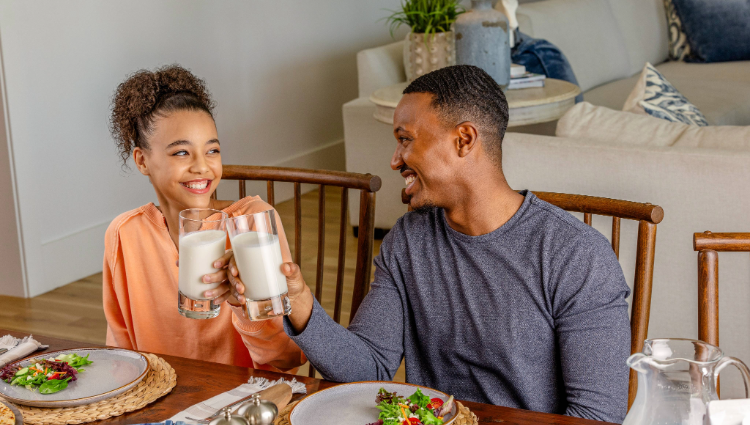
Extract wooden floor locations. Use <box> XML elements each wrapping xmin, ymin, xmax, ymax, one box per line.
<box><xmin>0</xmin><ymin>189</ymin><xmax>406</xmax><ymax>381</ymax></box>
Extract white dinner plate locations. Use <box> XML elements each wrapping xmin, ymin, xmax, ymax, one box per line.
<box><xmin>0</xmin><ymin>347</ymin><xmax>150</xmax><ymax>407</ymax></box>
<box><xmin>289</xmin><ymin>381</ymin><xmax>458</xmax><ymax>425</ymax></box>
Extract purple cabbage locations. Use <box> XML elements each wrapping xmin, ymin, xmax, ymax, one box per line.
<box><xmin>42</xmin><ymin>359</ymin><xmax>79</xmax><ymax>381</ymax></box>
<box><xmin>0</xmin><ymin>364</ymin><xmax>18</xmax><ymax>382</ymax></box>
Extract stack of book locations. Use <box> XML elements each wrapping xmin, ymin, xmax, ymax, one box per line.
<box><xmin>507</xmin><ymin>64</ymin><xmax>546</xmax><ymax>90</ymax></box>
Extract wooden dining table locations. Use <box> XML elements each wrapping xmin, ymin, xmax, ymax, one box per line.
<box><xmin>0</xmin><ymin>329</ymin><xmax>613</xmax><ymax>425</ymax></box>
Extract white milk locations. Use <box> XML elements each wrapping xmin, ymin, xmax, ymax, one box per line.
<box><xmin>178</xmin><ymin>230</ymin><xmax>227</xmax><ymax>300</ymax></box>
<box><xmin>230</xmin><ymin>232</ymin><xmax>288</xmax><ymax>301</ymax></box>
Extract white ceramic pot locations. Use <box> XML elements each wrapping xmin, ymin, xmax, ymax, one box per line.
<box><xmin>403</xmin><ymin>31</ymin><xmax>456</xmax><ymax>82</ymax></box>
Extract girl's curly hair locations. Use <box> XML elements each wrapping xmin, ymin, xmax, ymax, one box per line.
<box><xmin>109</xmin><ymin>65</ymin><xmax>216</xmax><ymax>165</ymax></box>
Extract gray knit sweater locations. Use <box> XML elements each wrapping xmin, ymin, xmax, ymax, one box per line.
<box><xmin>284</xmin><ymin>191</ymin><xmax>631</xmax><ymax>423</ymax></box>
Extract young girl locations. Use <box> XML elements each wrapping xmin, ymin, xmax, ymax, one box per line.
<box><xmin>104</xmin><ymin>65</ymin><xmax>305</xmax><ymax>372</ymax></box>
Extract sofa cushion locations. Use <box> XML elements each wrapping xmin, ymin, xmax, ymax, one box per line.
<box><xmin>605</xmin><ymin>0</ymin><xmax>669</xmax><ymax>75</ymax></box>
<box><xmin>671</xmin><ymin>0</ymin><xmax>750</xmax><ymax>63</ymax></box>
<box><xmin>623</xmin><ymin>63</ymin><xmax>708</xmax><ymax>126</ymax></box>
<box><xmin>516</xmin><ymin>0</ymin><xmax>630</xmax><ymax>92</ymax></box>
<box><xmin>557</xmin><ymin>102</ymin><xmax>679</xmax><ymax>147</ymax></box>
<box><xmin>584</xmin><ymin>60</ymin><xmax>750</xmax><ymax>126</ymax></box>
<box><xmin>556</xmin><ymin>102</ymin><xmax>750</xmax><ymax>150</ymax></box>
<box><xmin>357</xmin><ymin>41</ymin><xmax>406</xmax><ymax>98</ymax></box>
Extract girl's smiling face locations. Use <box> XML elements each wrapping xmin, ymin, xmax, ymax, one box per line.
<box><xmin>133</xmin><ymin>109</ymin><xmax>222</xmax><ymax>211</ymax></box>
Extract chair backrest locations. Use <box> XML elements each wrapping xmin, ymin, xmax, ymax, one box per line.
<box><xmin>692</xmin><ymin>231</ymin><xmax>750</xmax><ymax>395</ymax></box>
<box><xmin>219</xmin><ymin>165</ymin><xmax>381</xmax><ymax>376</ymax></box>
<box><xmin>402</xmin><ymin>189</ymin><xmax>664</xmax><ymax>409</ymax></box>
<box><xmin>693</xmin><ymin>232</ymin><xmax>750</xmax><ymax>348</ymax></box>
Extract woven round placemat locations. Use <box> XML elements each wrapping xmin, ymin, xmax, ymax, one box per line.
<box><xmin>2</xmin><ymin>353</ymin><xmax>176</xmax><ymax>425</ymax></box>
<box><xmin>274</xmin><ymin>399</ymin><xmax>478</xmax><ymax>425</ymax></box>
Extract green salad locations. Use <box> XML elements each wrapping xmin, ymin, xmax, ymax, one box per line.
<box><xmin>0</xmin><ymin>353</ymin><xmax>93</xmax><ymax>394</ymax></box>
<box><xmin>367</xmin><ymin>387</ymin><xmax>454</xmax><ymax>425</ymax></box>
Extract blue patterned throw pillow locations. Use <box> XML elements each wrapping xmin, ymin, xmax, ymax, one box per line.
<box><xmin>662</xmin><ymin>0</ymin><xmax>691</xmax><ymax>61</ymax></box>
<box><xmin>623</xmin><ymin>63</ymin><xmax>708</xmax><ymax>126</ymax></box>
<box><xmin>669</xmin><ymin>0</ymin><xmax>750</xmax><ymax>63</ymax></box>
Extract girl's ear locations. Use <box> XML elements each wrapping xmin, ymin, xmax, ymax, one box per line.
<box><xmin>133</xmin><ymin>147</ymin><xmax>150</xmax><ymax>176</ymax></box>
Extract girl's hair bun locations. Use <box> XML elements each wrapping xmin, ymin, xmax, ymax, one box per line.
<box><xmin>109</xmin><ymin>65</ymin><xmax>215</xmax><ymax>165</ymax></box>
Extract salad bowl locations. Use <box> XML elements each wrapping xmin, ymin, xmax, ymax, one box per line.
<box><xmin>289</xmin><ymin>381</ymin><xmax>458</xmax><ymax>425</ymax></box>
<box><xmin>0</xmin><ymin>347</ymin><xmax>149</xmax><ymax>407</ymax></box>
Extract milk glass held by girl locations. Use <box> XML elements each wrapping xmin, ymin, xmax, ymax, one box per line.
<box><xmin>104</xmin><ymin>65</ymin><xmax>305</xmax><ymax>371</ymax></box>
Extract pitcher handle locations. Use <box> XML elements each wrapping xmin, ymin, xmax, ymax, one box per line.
<box><xmin>716</xmin><ymin>356</ymin><xmax>750</xmax><ymax>398</ymax></box>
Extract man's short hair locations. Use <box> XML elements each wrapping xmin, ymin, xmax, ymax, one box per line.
<box><xmin>403</xmin><ymin>65</ymin><xmax>509</xmax><ymax>165</ymax></box>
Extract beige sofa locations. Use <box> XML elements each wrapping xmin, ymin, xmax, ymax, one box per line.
<box><xmin>343</xmin><ymin>0</ymin><xmax>750</xmax><ymax>397</ymax></box>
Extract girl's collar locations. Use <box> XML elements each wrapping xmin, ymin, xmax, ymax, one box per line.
<box><xmin>142</xmin><ymin>196</ymin><xmax>263</xmax><ymax>229</ymax></box>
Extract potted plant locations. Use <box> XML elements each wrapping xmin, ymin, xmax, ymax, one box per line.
<box><xmin>385</xmin><ymin>0</ymin><xmax>465</xmax><ymax>81</ymax></box>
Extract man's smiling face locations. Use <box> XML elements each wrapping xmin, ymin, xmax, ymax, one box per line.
<box><xmin>390</xmin><ymin>92</ymin><xmax>460</xmax><ymax>211</ymax></box>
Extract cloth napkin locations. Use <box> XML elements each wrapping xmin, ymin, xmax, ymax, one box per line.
<box><xmin>0</xmin><ymin>334</ymin><xmax>48</xmax><ymax>367</ymax></box>
<box><xmin>167</xmin><ymin>377</ymin><xmax>306</xmax><ymax>424</ymax></box>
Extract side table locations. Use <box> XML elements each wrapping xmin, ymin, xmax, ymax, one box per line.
<box><xmin>370</xmin><ymin>79</ymin><xmax>581</xmax><ymax>126</ymax></box>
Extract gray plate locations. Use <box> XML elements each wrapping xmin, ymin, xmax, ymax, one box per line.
<box><xmin>290</xmin><ymin>381</ymin><xmax>458</xmax><ymax>425</ymax></box>
<box><xmin>0</xmin><ymin>399</ymin><xmax>23</xmax><ymax>425</ymax></box>
<box><xmin>0</xmin><ymin>347</ymin><xmax>150</xmax><ymax>407</ymax></box>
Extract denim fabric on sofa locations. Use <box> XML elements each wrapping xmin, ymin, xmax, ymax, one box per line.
<box><xmin>670</xmin><ymin>0</ymin><xmax>750</xmax><ymax>63</ymax></box>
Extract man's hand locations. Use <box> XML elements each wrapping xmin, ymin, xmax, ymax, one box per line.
<box><xmin>281</xmin><ymin>263</ymin><xmax>315</xmax><ymax>332</ymax></box>
<box><xmin>228</xmin><ymin>259</ymin><xmax>315</xmax><ymax>331</ymax></box>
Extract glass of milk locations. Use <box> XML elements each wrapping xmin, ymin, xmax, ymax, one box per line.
<box><xmin>226</xmin><ymin>209</ymin><xmax>292</xmax><ymax>321</ymax></box>
<box><xmin>178</xmin><ymin>208</ymin><xmax>228</xmax><ymax>319</ymax></box>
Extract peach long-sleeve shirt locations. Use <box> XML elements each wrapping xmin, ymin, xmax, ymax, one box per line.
<box><xmin>103</xmin><ymin>196</ymin><xmax>305</xmax><ymax>372</ymax></box>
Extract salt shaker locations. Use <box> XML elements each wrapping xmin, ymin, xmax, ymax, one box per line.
<box><xmin>208</xmin><ymin>408</ymin><xmax>250</xmax><ymax>425</ymax></box>
<box><xmin>237</xmin><ymin>394</ymin><xmax>279</xmax><ymax>425</ymax></box>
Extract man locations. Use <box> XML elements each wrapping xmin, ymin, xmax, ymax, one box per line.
<box><xmin>231</xmin><ymin>65</ymin><xmax>631</xmax><ymax>422</ymax></box>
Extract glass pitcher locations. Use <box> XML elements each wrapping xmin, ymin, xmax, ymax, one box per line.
<box><xmin>624</xmin><ymin>338</ymin><xmax>750</xmax><ymax>425</ymax></box>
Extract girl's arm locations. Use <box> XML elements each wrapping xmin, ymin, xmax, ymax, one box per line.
<box><xmin>229</xmin><ymin>308</ymin><xmax>306</xmax><ymax>372</ymax></box>
<box><xmin>103</xmin><ymin>228</ymin><xmax>135</xmax><ymax>350</ymax></box>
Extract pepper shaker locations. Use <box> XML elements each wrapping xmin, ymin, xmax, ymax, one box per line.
<box><xmin>237</xmin><ymin>394</ymin><xmax>279</xmax><ymax>425</ymax></box>
<box><xmin>208</xmin><ymin>408</ymin><xmax>250</xmax><ymax>425</ymax></box>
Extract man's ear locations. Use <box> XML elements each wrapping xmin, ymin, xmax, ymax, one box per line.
<box><xmin>133</xmin><ymin>147</ymin><xmax>150</xmax><ymax>176</ymax></box>
<box><xmin>455</xmin><ymin>122</ymin><xmax>479</xmax><ymax>158</ymax></box>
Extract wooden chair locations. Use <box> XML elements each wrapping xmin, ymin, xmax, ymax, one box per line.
<box><xmin>693</xmin><ymin>232</ymin><xmax>750</xmax><ymax>349</ymax></box>
<box><xmin>218</xmin><ymin>165</ymin><xmax>381</xmax><ymax>377</ymax></box>
<box><xmin>402</xmin><ymin>189</ymin><xmax>664</xmax><ymax>408</ymax></box>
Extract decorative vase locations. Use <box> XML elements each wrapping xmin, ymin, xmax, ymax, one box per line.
<box><xmin>403</xmin><ymin>31</ymin><xmax>456</xmax><ymax>82</ymax></box>
<box><xmin>454</xmin><ymin>0</ymin><xmax>511</xmax><ymax>87</ymax></box>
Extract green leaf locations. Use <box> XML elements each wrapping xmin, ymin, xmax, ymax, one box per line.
<box><xmin>416</xmin><ymin>407</ymin><xmax>443</xmax><ymax>425</ymax></box>
<box><xmin>39</xmin><ymin>377</ymin><xmax>71</xmax><ymax>395</ymax></box>
<box><xmin>408</xmin><ymin>388</ymin><xmax>431</xmax><ymax>409</ymax></box>
<box><xmin>57</xmin><ymin>353</ymin><xmax>94</xmax><ymax>369</ymax></box>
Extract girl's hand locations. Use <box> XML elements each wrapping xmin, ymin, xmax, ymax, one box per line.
<box><xmin>200</xmin><ymin>250</ymin><xmax>235</xmax><ymax>304</ymax></box>
<box><xmin>227</xmin><ymin>256</ymin><xmax>246</xmax><ymax>306</ymax></box>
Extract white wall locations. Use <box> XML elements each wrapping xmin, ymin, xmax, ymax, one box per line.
<box><xmin>0</xmin><ymin>0</ymin><xmax>405</xmax><ymax>297</ymax></box>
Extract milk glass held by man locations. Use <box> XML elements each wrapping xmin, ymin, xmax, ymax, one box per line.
<box><xmin>103</xmin><ymin>65</ymin><xmax>305</xmax><ymax>371</ymax></box>
<box><xmin>230</xmin><ymin>66</ymin><xmax>632</xmax><ymax>422</ymax></box>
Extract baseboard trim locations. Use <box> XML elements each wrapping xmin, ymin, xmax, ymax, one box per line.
<box><xmin>36</xmin><ymin>220</ymin><xmax>109</xmax><ymax>297</ymax></box>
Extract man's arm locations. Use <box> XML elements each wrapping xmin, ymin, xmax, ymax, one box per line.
<box><xmin>281</xmin><ymin>252</ymin><xmax>405</xmax><ymax>382</ymax></box>
<box><xmin>552</xmin><ymin>234</ymin><xmax>631</xmax><ymax>423</ymax></box>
